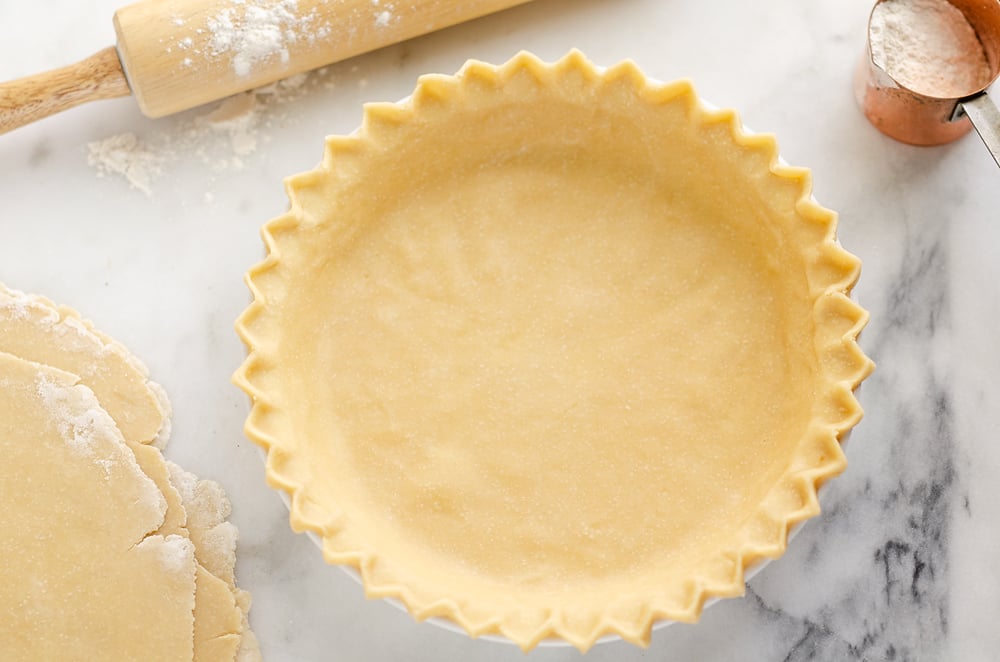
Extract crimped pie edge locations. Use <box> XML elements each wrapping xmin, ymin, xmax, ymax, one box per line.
<box><xmin>233</xmin><ymin>50</ymin><xmax>875</xmax><ymax>652</ymax></box>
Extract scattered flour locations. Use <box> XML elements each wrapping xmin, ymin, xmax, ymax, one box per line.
<box><xmin>201</xmin><ymin>93</ymin><xmax>261</xmax><ymax>156</ymax></box>
<box><xmin>85</xmin><ymin>71</ymin><xmax>319</xmax><ymax>197</ymax></box>
<box><xmin>87</xmin><ymin>133</ymin><xmax>162</xmax><ymax>197</ymax></box>
<box><xmin>869</xmin><ymin>0</ymin><xmax>992</xmax><ymax>97</ymax></box>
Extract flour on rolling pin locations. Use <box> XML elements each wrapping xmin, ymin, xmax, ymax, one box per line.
<box><xmin>173</xmin><ymin>0</ymin><xmax>341</xmax><ymax>77</ymax></box>
<box><xmin>0</xmin><ymin>0</ymin><xmax>534</xmax><ymax>134</ymax></box>
<box><xmin>113</xmin><ymin>0</ymin><xmax>533</xmax><ymax>118</ymax></box>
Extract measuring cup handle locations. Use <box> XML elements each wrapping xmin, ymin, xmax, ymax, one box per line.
<box><xmin>955</xmin><ymin>93</ymin><xmax>1000</xmax><ymax>168</ymax></box>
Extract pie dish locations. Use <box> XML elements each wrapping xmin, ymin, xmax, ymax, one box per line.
<box><xmin>233</xmin><ymin>50</ymin><xmax>874</xmax><ymax>651</ymax></box>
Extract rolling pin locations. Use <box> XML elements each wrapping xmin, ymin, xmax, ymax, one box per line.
<box><xmin>0</xmin><ymin>0</ymin><xmax>534</xmax><ymax>135</ymax></box>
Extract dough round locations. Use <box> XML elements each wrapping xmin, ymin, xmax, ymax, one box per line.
<box><xmin>0</xmin><ymin>286</ymin><xmax>256</xmax><ymax>662</ymax></box>
<box><xmin>0</xmin><ymin>351</ymin><xmax>197</xmax><ymax>661</ymax></box>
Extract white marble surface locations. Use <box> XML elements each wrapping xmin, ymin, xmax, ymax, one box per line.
<box><xmin>3</xmin><ymin>0</ymin><xmax>1000</xmax><ymax>660</ymax></box>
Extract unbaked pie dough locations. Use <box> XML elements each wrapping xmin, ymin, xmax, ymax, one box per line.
<box><xmin>234</xmin><ymin>51</ymin><xmax>874</xmax><ymax>650</ymax></box>
<box><xmin>0</xmin><ymin>284</ymin><xmax>258</xmax><ymax>661</ymax></box>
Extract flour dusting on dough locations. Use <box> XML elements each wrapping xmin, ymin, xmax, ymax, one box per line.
<box><xmin>0</xmin><ymin>288</ymin><xmax>253</xmax><ymax>657</ymax></box>
<box><xmin>138</xmin><ymin>534</ymin><xmax>196</xmax><ymax>575</ymax></box>
<box><xmin>0</xmin><ymin>289</ymin><xmax>60</xmax><ymax>329</ymax></box>
<box><xmin>166</xmin><ymin>461</ymin><xmax>239</xmax><ymax>585</ymax></box>
<box><xmin>36</xmin><ymin>376</ymin><xmax>116</xmax><ymax>456</ymax></box>
<box><xmin>0</xmin><ymin>289</ymin><xmax>32</xmax><ymax>321</ymax></box>
<box><xmin>148</xmin><ymin>380</ymin><xmax>173</xmax><ymax>449</ymax></box>
<box><xmin>48</xmin><ymin>313</ymin><xmax>109</xmax><ymax>356</ymax></box>
<box><xmin>166</xmin><ymin>461</ymin><xmax>234</xmax><ymax>534</ymax></box>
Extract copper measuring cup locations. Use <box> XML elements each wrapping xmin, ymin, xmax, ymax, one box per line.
<box><xmin>855</xmin><ymin>0</ymin><xmax>1000</xmax><ymax>166</ymax></box>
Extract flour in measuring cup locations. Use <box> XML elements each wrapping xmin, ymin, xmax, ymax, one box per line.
<box><xmin>869</xmin><ymin>0</ymin><xmax>991</xmax><ymax>97</ymax></box>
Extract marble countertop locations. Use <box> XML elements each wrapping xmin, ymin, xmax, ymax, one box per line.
<box><xmin>3</xmin><ymin>0</ymin><xmax>999</xmax><ymax>660</ymax></box>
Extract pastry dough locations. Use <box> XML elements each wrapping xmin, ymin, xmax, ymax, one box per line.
<box><xmin>167</xmin><ymin>461</ymin><xmax>261</xmax><ymax>662</ymax></box>
<box><xmin>235</xmin><ymin>51</ymin><xmax>874</xmax><ymax>650</ymax></box>
<box><xmin>0</xmin><ymin>351</ymin><xmax>197</xmax><ymax>660</ymax></box>
<box><xmin>0</xmin><ymin>285</ymin><xmax>168</xmax><ymax>446</ymax></box>
<box><xmin>0</xmin><ymin>285</ymin><xmax>254</xmax><ymax>661</ymax></box>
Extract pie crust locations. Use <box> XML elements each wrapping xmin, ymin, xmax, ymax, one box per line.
<box><xmin>234</xmin><ymin>51</ymin><xmax>874</xmax><ymax>651</ymax></box>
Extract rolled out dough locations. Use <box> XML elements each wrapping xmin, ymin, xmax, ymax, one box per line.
<box><xmin>0</xmin><ymin>285</ymin><xmax>253</xmax><ymax>661</ymax></box>
<box><xmin>0</xmin><ymin>351</ymin><xmax>197</xmax><ymax>661</ymax></box>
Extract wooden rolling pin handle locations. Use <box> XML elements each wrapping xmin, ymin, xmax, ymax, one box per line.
<box><xmin>0</xmin><ymin>47</ymin><xmax>131</xmax><ymax>135</ymax></box>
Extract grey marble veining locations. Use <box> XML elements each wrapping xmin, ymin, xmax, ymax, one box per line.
<box><xmin>3</xmin><ymin>0</ymin><xmax>999</xmax><ymax>660</ymax></box>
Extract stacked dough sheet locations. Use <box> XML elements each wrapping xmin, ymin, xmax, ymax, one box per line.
<box><xmin>0</xmin><ymin>284</ymin><xmax>258</xmax><ymax>661</ymax></box>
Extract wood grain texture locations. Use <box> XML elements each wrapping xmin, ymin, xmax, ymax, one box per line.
<box><xmin>0</xmin><ymin>47</ymin><xmax>131</xmax><ymax>135</ymax></box>
<box><xmin>114</xmin><ymin>0</ymin><xmax>535</xmax><ymax>118</ymax></box>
